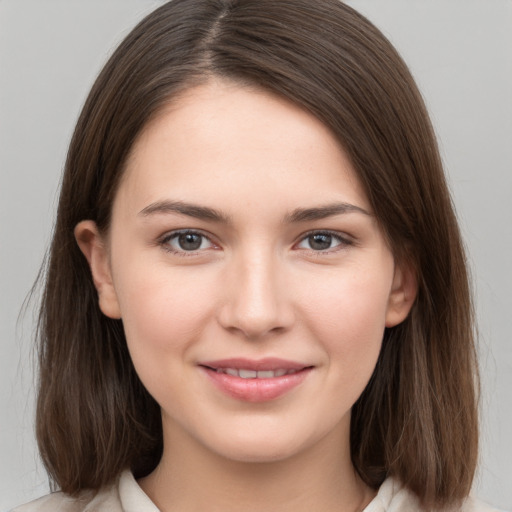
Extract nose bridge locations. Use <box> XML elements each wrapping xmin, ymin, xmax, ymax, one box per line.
<box><xmin>219</xmin><ymin>245</ymin><xmax>293</xmax><ymax>339</ymax></box>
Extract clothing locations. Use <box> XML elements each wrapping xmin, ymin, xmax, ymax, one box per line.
<box><xmin>12</xmin><ymin>471</ymin><xmax>502</xmax><ymax>512</ymax></box>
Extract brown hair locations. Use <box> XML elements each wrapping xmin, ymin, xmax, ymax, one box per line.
<box><xmin>36</xmin><ymin>0</ymin><xmax>479</xmax><ymax>509</ymax></box>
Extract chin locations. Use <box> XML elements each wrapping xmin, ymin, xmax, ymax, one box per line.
<box><xmin>203</xmin><ymin>425</ymin><xmax>320</xmax><ymax>465</ymax></box>
<box><xmin>214</xmin><ymin>443</ymin><xmax>303</xmax><ymax>464</ymax></box>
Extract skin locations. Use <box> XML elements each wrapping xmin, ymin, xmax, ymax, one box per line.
<box><xmin>76</xmin><ymin>80</ymin><xmax>416</xmax><ymax>512</ymax></box>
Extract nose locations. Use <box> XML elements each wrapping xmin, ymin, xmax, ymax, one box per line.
<box><xmin>217</xmin><ymin>250</ymin><xmax>295</xmax><ymax>340</ymax></box>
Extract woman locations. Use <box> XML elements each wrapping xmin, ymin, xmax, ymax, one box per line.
<box><xmin>13</xmin><ymin>0</ymin><xmax>497</xmax><ymax>511</ymax></box>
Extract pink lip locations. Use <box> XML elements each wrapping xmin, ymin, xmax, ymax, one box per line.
<box><xmin>201</xmin><ymin>357</ymin><xmax>307</xmax><ymax>371</ymax></box>
<box><xmin>199</xmin><ymin>358</ymin><xmax>313</xmax><ymax>402</ymax></box>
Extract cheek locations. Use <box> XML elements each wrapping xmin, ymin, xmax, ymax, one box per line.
<box><xmin>298</xmin><ymin>267</ymin><xmax>391</xmax><ymax>370</ymax></box>
<box><xmin>112</xmin><ymin>261</ymin><xmax>217</xmax><ymax>361</ymax></box>
<box><xmin>113</xmin><ymin>264</ymin><xmax>221</xmax><ymax>409</ymax></box>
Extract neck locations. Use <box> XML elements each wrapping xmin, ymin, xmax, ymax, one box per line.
<box><xmin>139</xmin><ymin>419</ymin><xmax>375</xmax><ymax>512</ymax></box>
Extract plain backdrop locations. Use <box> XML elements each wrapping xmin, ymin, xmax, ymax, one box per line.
<box><xmin>1</xmin><ymin>1</ymin><xmax>511</xmax><ymax>510</ymax></box>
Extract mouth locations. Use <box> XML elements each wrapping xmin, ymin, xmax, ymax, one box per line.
<box><xmin>203</xmin><ymin>367</ymin><xmax>303</xmax><ymax>379</ymax></box>
<box><xmin>199</xmin><ymin>358</ymin><xmax>313</xmax><ymax>402</ymax></box>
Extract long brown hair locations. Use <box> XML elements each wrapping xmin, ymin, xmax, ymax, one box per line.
<box><xmin>36</xmin><ymin>1</ymin><xmax>479</xmax><ymax>509</ymax></box>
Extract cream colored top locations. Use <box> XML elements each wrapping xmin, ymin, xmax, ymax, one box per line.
<box><xmin>12</xmin><ymin>471</ymin><xmax>502</xmax><ymax>512</ymax></box>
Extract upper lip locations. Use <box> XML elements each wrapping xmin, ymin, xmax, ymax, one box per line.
<box><xmin>199</xmin><ymin>358</ymin><xmax>310</xmax><ymax>371</ymax></box>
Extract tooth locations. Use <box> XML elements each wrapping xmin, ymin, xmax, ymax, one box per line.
<box><xmin>239</xmin><ymin>369</ymin><xmax>257</xmax><ymax>379</ymax></box>
<box><xmin>225</xmin><ymin>368</ymin><xmax>238</xmax><ymax>377</ymax></box>
<box><xmin>286</xmin><ymin>369</ymin><xmax>297</xmax><ymax>375</ymax></box>
<box><xmin>257</xmin><ymin>370</ymin><xmax>274</xmax><ymax>378</ymax></box>
<box><xmin>274</xmin><ymin>369</ymin><xmax>287</xmax><ymax>377</ymax></box>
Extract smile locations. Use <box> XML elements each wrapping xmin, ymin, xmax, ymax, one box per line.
<box><xmin>212</xmin><ymin>368</ymin><xmax>300</xmax><ymax>378</ymax></box>
<box><xmin>199</xmin><ymin>358</ymin><xmax>313</xmax><ymax>402</ymax></box>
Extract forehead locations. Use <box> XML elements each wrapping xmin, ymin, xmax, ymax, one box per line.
<box><xmin>117</xmin><ymin>79</ymin><xmax>369</xmax><ymax>216</ymax></box>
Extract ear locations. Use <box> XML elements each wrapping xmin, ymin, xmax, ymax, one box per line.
<box><xmin>385</xmin><ymin>261</ymin><xmax>417</xmax><ymax>327</ymax></box>
<box><xmin>74</xmin><ymin>220</ymin><xmax>121</xmax><ymax>319</ymax></box>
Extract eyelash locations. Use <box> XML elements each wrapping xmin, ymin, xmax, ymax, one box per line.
<box><xmin>158</xmin><ymin>229</ymin><xmax>353</xmax><ymax>256</ymax></box>
<box><xmin>159</xmin><ymin>229</ymin><xmax>218</xmax><ymax>256</ymax></box>
<box><xmin>296</xmin><ymin>230</ymin><xmax>354</xmax><ymax>254</ymax></box>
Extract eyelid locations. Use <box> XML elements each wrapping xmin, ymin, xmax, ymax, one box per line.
<box><xmin>156</xmin><ymin>228</ymin><xmax>354</xmax><ymax>256</ymax></box>
<box><xmin>158</xmin><ymin>228</ymin><xmax>219</xmax><ymax>255</ymax></box>
<box><xmin>293</xmin><ymin>229</ymin><xmax>354</xmax><ymax>253</ymax></box>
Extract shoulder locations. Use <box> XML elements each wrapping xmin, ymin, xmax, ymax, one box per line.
<box><xmin>461</xmin><ymin>497</ymin><xmax>507</xmax><ymax>512</ymax></box>
<box><xmin>366</xmin><ymin>477</ymin><xmax>506</xmax><ymax>512</ymax></box>
<box><xmin>10</xmin><ymin>471</ymin><xmax>158</xmax><ymax>512</ymax></box>
<box><xmin>10</xmin><ymin>480</ymin><xmax>122</xmax><ymax>512</ymax></box>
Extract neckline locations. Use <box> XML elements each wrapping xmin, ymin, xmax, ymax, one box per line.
<box><xmin>118</xmin><ymin>471</ymin><xmax>403</xmax><ymax>512</ymax></box>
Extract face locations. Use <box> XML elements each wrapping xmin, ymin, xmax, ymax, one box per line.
<box><xmin>76</xmin><ymin>80</ymin><xmax>415</xmax><ymax>464</ymax></box>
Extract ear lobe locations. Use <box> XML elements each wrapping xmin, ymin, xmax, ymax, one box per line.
<box><xmin>74</xmin><ymin>220</ymin><xmax>121</xmax><ymax>319</ymax></box>
<box><xmin>385</xmin><ymin>262</ymin><xmax>417</xmax><ymax>328</ymax></box>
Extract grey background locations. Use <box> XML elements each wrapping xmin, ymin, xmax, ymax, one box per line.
<box><xmin>1</xmin><ymin>1</ymin><xmax>511</xmax><ymax>510</ymax></box>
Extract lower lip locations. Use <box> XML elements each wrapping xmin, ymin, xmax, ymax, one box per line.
<box><xmin>201</xmin><ymin>367</ymin><xmax>312</xmax><ymax>402</ymax></box>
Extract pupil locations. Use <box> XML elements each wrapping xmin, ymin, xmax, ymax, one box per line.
<box><xmin>178</xmin><ymin>233</ymin><xmax>202</xmax><ymax>251</ymax></box>
<box><xmin>309</xmin><ymin>233</ymin><xmax>332</xmax><ymax>250</ymax></box>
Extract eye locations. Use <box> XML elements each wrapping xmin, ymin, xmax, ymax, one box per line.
<box><xmin>161</xmin><ymin>230</ymin><xmax>215</xmax><ymax>254</ymax></box>
<box><xmin>295</xmin><ymin>231</ymin><xmax>351</xmax><ymax>252</ymax></box>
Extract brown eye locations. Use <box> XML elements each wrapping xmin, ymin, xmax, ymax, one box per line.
<box><xmin>162</xmin><ymin>230</ymin><xmax>214</xmax><ymax>253</ymax></box>
<box><xmin>296</xmin><ymin>231</ymin><xmax>351</xmax><ymax>252</ymax></box>
<box><xmin>308</xmin><ymin>233</ymin><xmax>333</xmax><ymax>250</ymax></box>
<box><xmin>177</xmin><ymin>233</ymin><xmax>203</xmax><ymax>251</ymax></box>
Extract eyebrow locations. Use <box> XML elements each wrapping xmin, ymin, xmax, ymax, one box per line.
<box><xmin>139</xmin><ymin>200</ymin><xmax>231</xmax><ymax>223</ymax></box>
<box><xmin>138</xmin><ymin>200</ymin><xmax>371</xmax><ymax>224</ymax></box>
<box><xmin>284</xmin><ymin>202</ymin><xmax>371</xmax><ymax>223</ymax></box>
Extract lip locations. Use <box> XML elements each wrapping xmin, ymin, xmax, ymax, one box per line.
<box><xmin>201</xmin><ymin>357</ymin><xmax>308</xmax><ymax>371</ymax></box>
<box><xmin>199</xmin><ymin>358</ymin><xmax>313</xmax><ymax>402</ymax></box>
